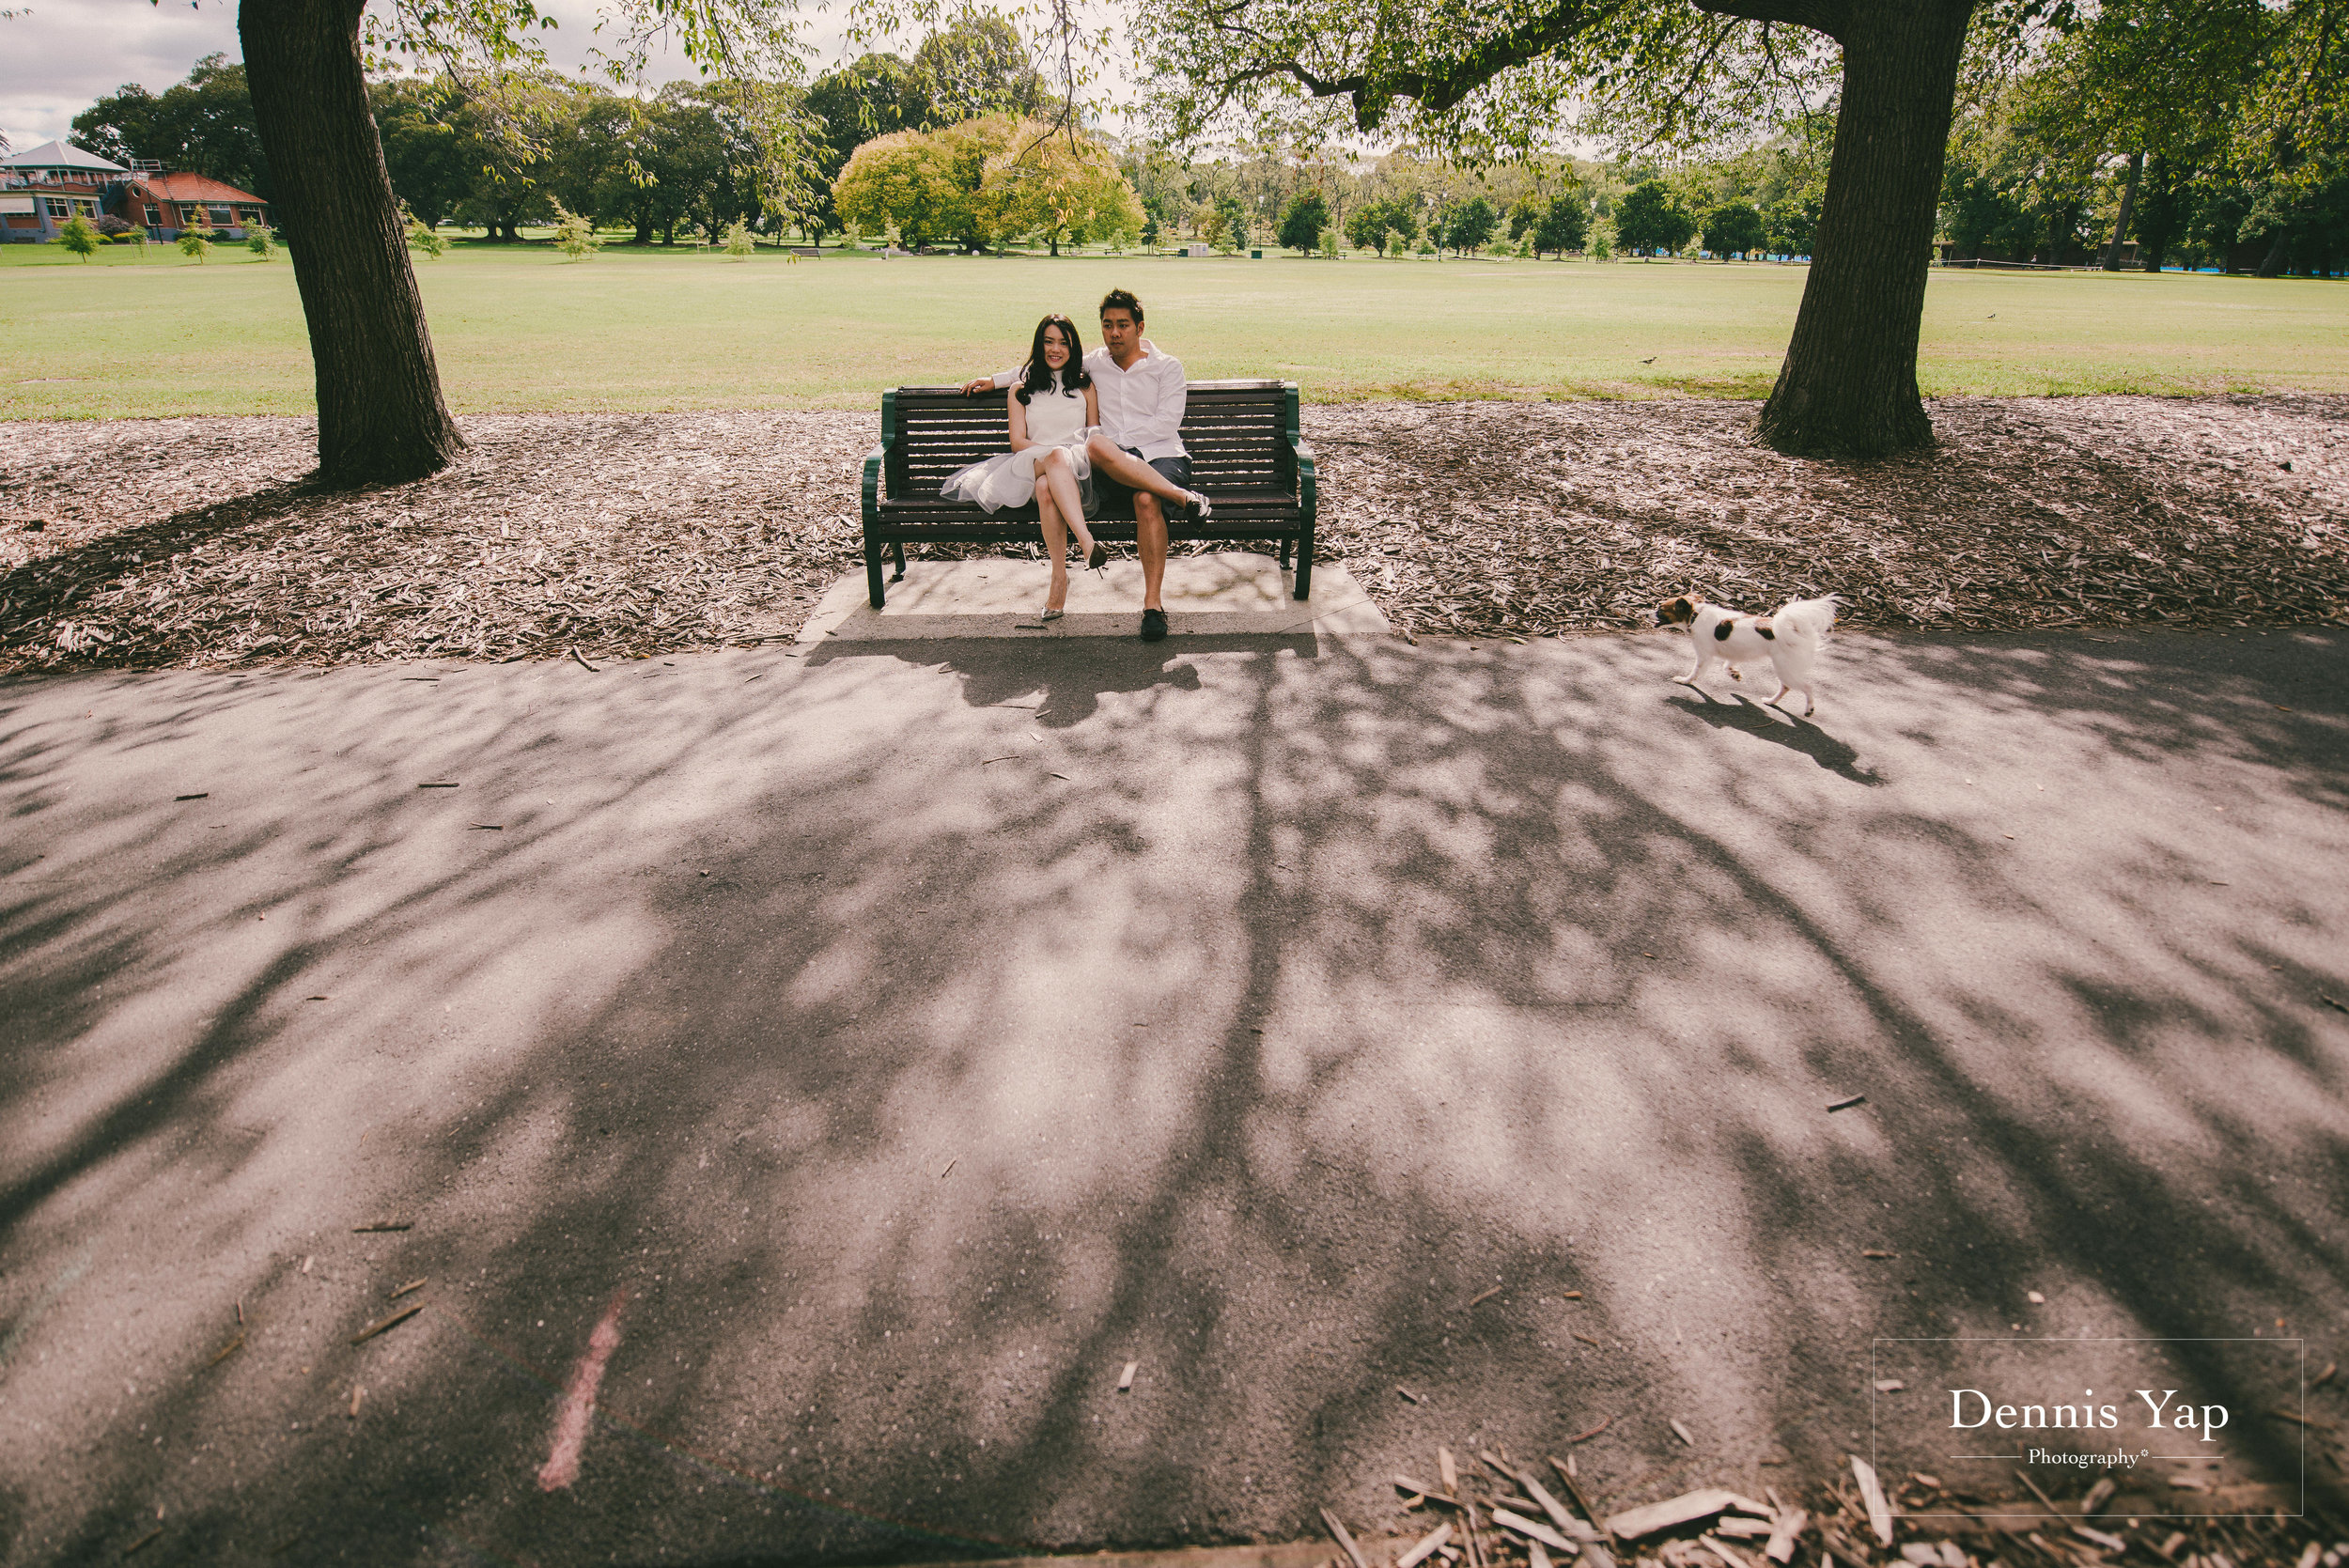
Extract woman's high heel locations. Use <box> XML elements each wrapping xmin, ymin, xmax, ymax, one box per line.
<box><xmin>1084</xmin><ymin>536</ymin><xmax>1108</xmax><ymax>572</ymax></box>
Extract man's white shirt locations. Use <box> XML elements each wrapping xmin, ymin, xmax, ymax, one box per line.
<box><xmin>991</xmin><ymin>339</ymin><xmax>1188</xmax><ymax>461</ymax></box>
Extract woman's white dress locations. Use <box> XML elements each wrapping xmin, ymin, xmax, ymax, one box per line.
<box><xmin>941</xmin><ymin>377</ymin><xmax>1098</xmax><ymax>516</ymax></box>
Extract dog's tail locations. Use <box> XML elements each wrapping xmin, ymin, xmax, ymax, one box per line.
<box><xmin>1773</xmin><ymin>595</ymin><xmax>1839</xmax><ymax>641</ymax></box>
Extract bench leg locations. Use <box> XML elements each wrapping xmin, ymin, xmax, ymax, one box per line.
<box><xmin>1279</xmin><ymin>537</ymin><xmax>1292</xmax><ymax>570</ymax></box>
<box><xmin>891</xmin><ymin>539</ymin><xmax>906</xmax><ymax>582</ymax></box>
<box><xmin>865</xmin><ymin>536</ymin><xmax>887</xmax><ymax>609</ymax></box>
<box><xmin>1293</xmin><ymin>524</ymin><xmax>1314</xmax><ymax>600</ymax></box>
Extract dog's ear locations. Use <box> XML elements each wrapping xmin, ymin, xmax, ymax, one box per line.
<box><xmin>1657</xmin><ymin>596</ymin><xmax>1696</xmax><ymax>626</ymax></box>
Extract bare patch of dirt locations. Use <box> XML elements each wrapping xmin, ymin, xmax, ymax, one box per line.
<box><xmin>3</xmin><ymin>396</ymin><xmax>2344</xmax><ymax>673</ymax></box>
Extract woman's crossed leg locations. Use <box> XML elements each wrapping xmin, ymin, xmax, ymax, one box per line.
<box><xmin>1034</xmin><ymin>447</ymin><xmax>1099</xmax><ymax>616</ymax></box>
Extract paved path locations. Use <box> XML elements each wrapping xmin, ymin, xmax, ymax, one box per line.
<box><xmin>3</xmin><ymin>623</ymin><xmax>2345</xmax><ymax>1566</ymax></box>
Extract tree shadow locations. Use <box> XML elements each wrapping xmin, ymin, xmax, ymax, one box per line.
<box><xmin>802</xmin><ymin>632</ymin><xmax>1322</xmax><ymax>727</ymax></box>
<box><xmin>1</xmin><ymin>627</ymin><xmax>2343</xmax><ymax>1564</ymax></box>
<box><xmin>0</xmin><ymin>481</ymin><xmax>319</xmax><ymax>661</ymax></box>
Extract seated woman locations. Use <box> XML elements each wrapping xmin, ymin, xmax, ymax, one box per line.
<box><xmin>941</xmin><ymin>314</ymin><xmax>1107</xmax><ymax>621</ymax></box>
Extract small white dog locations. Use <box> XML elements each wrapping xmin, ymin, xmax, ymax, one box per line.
<box><xmin>1657</xmin><ymin>592</ymin><xmax>1840</xmax><ymax>717</ymax></box>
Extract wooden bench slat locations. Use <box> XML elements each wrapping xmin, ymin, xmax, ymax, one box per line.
<box><xmin>879</xmin><ymin>490</ymin><xmax>1300</xmax><ymax>512</ymax></box>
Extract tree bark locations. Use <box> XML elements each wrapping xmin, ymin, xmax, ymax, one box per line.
<box><xmin>1752</xmin><ymin>0</ymin><xmax>1975</xmax><ymax>458</ymax></box>
<box><xmin>240</xmin><ymin>0</ymin><xmax>465</xmax><ymax>488</ymax></box>
<box><xmin>2136</xmin><ymin>157</ymin><xmax>2171</xmax><ymax>272</ymax></box>
<box><xmin>2044</xmin><ymin>194</ymin><xmax>2079</xmax><ymax>265</ymax></box>
<box><xmin>2255</xmin><ymin>232</ymin><xmax>2289</xmax><ymax>277</ymax></box>
<box><xmin>2101</xmin><ymin>151</ymin><xmax>2141</xmax><ymax>272</ymax></box>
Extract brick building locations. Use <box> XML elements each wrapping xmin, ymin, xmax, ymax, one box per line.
<box><xmin>0</xmin><ymin>139</ymin><xmax>270</xmax><ymax>243</ymax></box>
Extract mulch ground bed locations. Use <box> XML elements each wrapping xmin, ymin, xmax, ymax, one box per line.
<box><xmin>1315</xmin><ymin>1446</ymin><xmax>2341</xmax><ymax>1568</ymax></box>
<box><xmin>4</xmin><ymin>396</ymin><xmax>2345</xmax><ymax>674</ymax></box>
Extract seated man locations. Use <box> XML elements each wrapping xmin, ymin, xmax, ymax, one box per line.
<box><xmin>963</xmin><ymin>287</ymin><xmax>1209</xmax><ymax>643</ymax></box>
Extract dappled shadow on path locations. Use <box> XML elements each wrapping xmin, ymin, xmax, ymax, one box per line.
<box><xmin>1</xmin><ymin>627</ymin><xmax>2345</xmax><ymax>1563</ymax></box>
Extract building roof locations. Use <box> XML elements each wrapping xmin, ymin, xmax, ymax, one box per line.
<box><xmin>132</xmin><ymin>171</ymin><xmax>267</xmax><ymax>205</ymax></box>
<box><xmin>0</xmin><ymin>139</ymin><xmax>127</xmax><ymax>173</ymax></box>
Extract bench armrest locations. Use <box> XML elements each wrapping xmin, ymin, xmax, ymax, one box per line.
<box><xmin>1289</xmin><ymin>436</ymin><xmax>1317</xmax><ymax>528</ymax></box>
<box><xmin>863</xmin><ymin>388</ymin><xmax>903</xmax><ymax>522</ymax></box>
<box><xmin>861</xmin><ymin>443</ymin><xmax>886</xmax><ymax>525</ymax></box>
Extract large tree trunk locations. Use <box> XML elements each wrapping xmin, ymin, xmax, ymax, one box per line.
<box><xmin>2255</xmin><ymin>232</ymin><xmax>2290</xmax><ymax>277</ymax></box>
<box><xmin>241</xmin><ymin>0</ymin><xmax>464</xmax><ymax>488</ymax></box>
<box><xmin>1753</xmin><ymin>0</ymin><xmax>1975</xmax><ymax>458</ymax></box>
<box><xmin>2137</xmin><ymin>156</ymin><xmax>2170</xmax><ymax>272</ymax></box>
<box><xmin>2044</xmin><ymin>198</ymin><xmax>2075</xmax><ymax>265</ymax></box>
<box><xmin>2102</xmin><ymin>151</ymin><xmax>2141</xmax><ymax>272</ymax></box>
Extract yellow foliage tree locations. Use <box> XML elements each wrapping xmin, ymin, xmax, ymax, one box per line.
<box><xmin>832</xmin><ymin>116</ymin><xmax>1142</xmax><ymax>255</ymax></box>
<box><xmin>980</xmin><ymin>122</ymin><xmax>1145</xmax><ymax>256</ymax></box>
<box><xmin>832</xmin><ymin>127</ymin><xmax>966</xmax><ymax>250</ymax></box>
<box><xmin>841</xmin><ymin>128</ymin><xmax>949</xmax><ymax>247</ymax></box>
<box><xmin>929</xmin><ymin>116</ymin><xmax>1021</xmax><ymax>251</ymax></box>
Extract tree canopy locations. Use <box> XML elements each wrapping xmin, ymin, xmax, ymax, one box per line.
<box><xmin>1701</xmin><ymin>200</ymin><xmax>1766</xmax><ymax>255</ymax></box>
<box><xmin>1437</xmin><ymin>194</ymin><xmax>1499</xmax><ymax>254</ymax></box>
<box><xmin>1344</xmin><ymin>195</ymin><xmax>1421</xmax><ymax>254</ymax></box>
<box><xmin>910</xmin><ymin>14</ymin><xmax>1047</xmax><ymax>123</ymax></box>
<box><xmin>979</xmin><ymin>122</ymin><xmax>1146</xmax><ymax>254</ymax></box>
<box><xmin>360</xmin><ymin>71</ymin><xmax>791</xmax><ymax>243</ymax></box>
<box><xmin>1932</xmin><ymin>0</ymin><xmax>2349</xmax><ymax>274</ymax></box>
<box><xmin>1530</xmin><ymin>195</ymin><xmax>1589</xmax><ymax>255</ymax></box>
<box><xmin>1613</xmin><ymin>179</ymin><xmax>1694</xmax><ymax>254</ymax></box>
<box><xmin>832</xmin><ymin>115</ymin><xmax>1140</xmax><ymax>253</ymax></box>
<box><xmin>1278</xmin><ymin>190</ymin><xmax>1330</xmax><ymax>252</ymax></box>
<box><xmin>72</xmin><ymin>54</ymin><xmax>271</xmax><ymax>197</ymax></box>
<box><xmin>1118</xmin><ymin>0</ymin><xmax>2023</xmax><ymax>453</ymax></box>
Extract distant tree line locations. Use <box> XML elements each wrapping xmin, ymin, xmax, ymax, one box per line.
<box><xmin>1936</xmin><ymin>11</ymin><xmax>2349</xmax><ymax>277</ymax></box>
<box><xmin>74</xmin><ymin>54</ymin><xmax>272</xmax><ymax>198</ymax></box>
<box><xmin>64</xmin><ymin>48</ymin><xmax>1816</xmax><ymax>264</ymax></box>
<box><xmin>78</xmin><ymin>41</ymin><xmax>2335</xmax><ymax>276</ymax></box>
<box><xmin>61</xmin><ymin>18</ymin><xmax>1124</xmax><ymax>252</ymax></box>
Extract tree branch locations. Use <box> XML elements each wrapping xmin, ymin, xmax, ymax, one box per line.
<box><xmin>1196</xmin><ymin>0</ymin><xmax>1624</xmax><ymax>132</ymax></box>
<box><xmin>1691</xmin><ymin>0</ymin><xmax>1849</xmax><ymax>44</ymax></box>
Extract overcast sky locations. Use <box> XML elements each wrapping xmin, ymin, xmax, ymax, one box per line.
<box><xmin>0</xmin><ymin>0</ymin><xmax>950</xmax><ymax>154</ymax></box>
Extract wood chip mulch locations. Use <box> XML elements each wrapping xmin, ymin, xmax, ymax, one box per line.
<box><xmin>3</xmin><ymin>396</ymin><xmax>2344</xmax><ymax>675</ymax></box>
<box><xmin>1325</xmin><ymin>1444</ymin><xmax>2341</xmax><ymax>1568</ymax></box>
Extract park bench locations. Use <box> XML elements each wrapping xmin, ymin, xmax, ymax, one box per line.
<box><xmin>859</xmin><ymin>379</ymin><xmax>1318</xmax><ymax>609</ymax></box>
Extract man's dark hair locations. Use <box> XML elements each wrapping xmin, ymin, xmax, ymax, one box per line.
<box><xmin>1099</xmin><ymin>288</ymin><xmax>1143</xmax><ymax>323</ymax></box>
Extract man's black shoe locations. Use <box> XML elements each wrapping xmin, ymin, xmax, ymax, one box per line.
<box><xmin>1140</xmin><ymin>608</ymin><xmax>1168</xmax><ymax>643</ymax></box>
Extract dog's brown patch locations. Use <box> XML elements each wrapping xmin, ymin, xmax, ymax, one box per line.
<box><xmin>1657</xmin><ymin>595</ymin><xmax>1701</xmax><ymax>626</ymax></box>
<box><xmin>1757</xmin><ymin>618</ymin><xmax>1775</xmax><ymax>640</ymax></box>
<box><xmin>1713</xmin><ymin>620</ymin><xmax>1735</xmax><ymax>641</ymax></box>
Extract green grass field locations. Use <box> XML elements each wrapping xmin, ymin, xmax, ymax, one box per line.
<box><xmin>5</xmin><ymin>238</ymin><xmax>2345</xmax><ymax>419</ymax></box>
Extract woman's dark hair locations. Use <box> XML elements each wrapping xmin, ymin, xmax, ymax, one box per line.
<box><xmin>1017</xmin><ymin>314</ymin><xmax>1092</xmax><ymax>403</ymax></box>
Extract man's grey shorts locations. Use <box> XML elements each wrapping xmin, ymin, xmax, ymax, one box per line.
<box><xmin>1094</xmin><ymin>447</ymin><xmax>1194</xmax><ymax>520</ymax></box>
